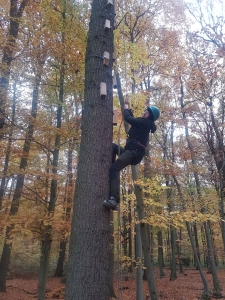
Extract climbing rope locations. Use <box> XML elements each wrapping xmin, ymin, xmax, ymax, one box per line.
<box><xmin>117</xmin><ymin>198</ymin><xmax>123</xmax><ymax>300</ymax></box>
<box><xmin>117</xmin><ymin>120</ymin><xmax>123</xmax><ymax>300</ymax></box>
<box><xmin>122</xmin><ymin>2</ymin><xmax>128</xmax><ymax>98</ymax></box>
<box><xmin>116</xmin><ymin>1</ymin><xmax>129</xmax><ymax>298</ymax></box>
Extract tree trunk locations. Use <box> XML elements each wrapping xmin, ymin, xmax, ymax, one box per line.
<box><xmin>219</xmin><ymin>168</ymin><xmax>225</xmax><ymax>251</ymax></box>
<box><xmin>136</xmin><ymin>223</ymin><xmax>144</xmax><ymax>300</ymax></box>
<box><xmin>54</xmin><ymin>139</ymin><xmax>74</xmax><ymax>278</ymax></box>
<box><xmin>157</xmin><ymin>231</ymin><xmax>165</xmax><ymax>277</ymax></box>
<box><xmin>186</xmin><ymin>222</ymin><xmax>210</xmax><ymax>297</ymax></box>
<box><xmin>0</xmin><ymin>0</ymin><xmax>28</xmax><ymax>133</ymax></box>
<box><xmin>38</xmin><ymin>3</ymin><xmax>66</xmax><ymax>294</ymax></box>
<box><xmin>109</xmin><ymin>212</ymin><xmax>117</xmax><ymax>298</ymax></box>
<box><xmin>121</xmin><ymin>202</ymin><xmax>128</xmax><ymax>274</ymax></box>
<box><xmin>173</xmin><ymin>168</ymin><xmax>210</xmax><ymax>297</ymax></box>
<box><xmin>160</xmin><ymin>122</ymin><xmax>177</xmax><ymax>280</ymax></box>
<box><xmin>115</xmin><ymin>71</ymin><xmax>158</xmax><ymax>299</ymax></box>
<box><xmin>193</xmin><ymin>223</ymin><xmax>200</xmax><ymax>268</ymax></box>
<box><xmin>0</xmin><ymin>57</ymin><xmax>44</xmax><ymax>292</ymax></box>
<box><xmin>207</xmin><ymin>105</ymin><xmax>225</xmax><ymax>251</ymax></box>
<box><xmin>0</xmin><ymin>82</ymin><xmax>16</xmax><ymax>210</ymax></box>
<box><xmin>201</xmin><ymin>225</ymin><xmax>208</xmax><ymax>268</ymax></box>
<box><xmin>176</xmin><ymin>230</ymin><xmax>183</xmax><ymax>274</ymax></box>
<box><xmin>54</xmin><ymin>240</ymin><xmax>67</xmax><ymax>278</ymax></box>
<box><xmin>65</xmin><ymin>0</ymin><xmax>114</xmax><ymax>299</ymax></box>
<box><xmin>128</xmin><ymin>197</ymin><xmax>133</xmax><ymax>274</ymax></box>
<box><xmin>204</xmin><ymin>221</ymin><xmax>221</xmax><ymax>295</ymax></box>
<box><xmin>122</xmin><ymin>187</ymin><xmax>128</xmax><ymax>259</ymax></box>
<box><xmin>133</xmin><ymin>166</ymin><xmax>158</xmax><ymax>300</ymax></box>
<box><xmin>170</xmin><ymin>227</ymin><xmax>177</xmax><ymax>281</ymax></box>
<box><xmin>179</xmin><ymin>76</ymin><xmax>221</xmax><ymax>294</ymax></box>
<box><xmin>143</xmin><ymin>225</ymin><xmax>151</xmax><ymax>281</ymax></box>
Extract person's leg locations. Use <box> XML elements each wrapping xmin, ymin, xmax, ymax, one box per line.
<box><xmin>112</xmin><ymin>143</ymin><xmax>125</xmax><ymax>163</ymax></box>
<box><xmin>103</xmin><ymin>149</ymin><xmax>132</xmax><ymax>210</ymax></box>
<box><xmin>110</xmin><ymin>150</ymin><xmax>132</xmax><ymax>201</ymax></box>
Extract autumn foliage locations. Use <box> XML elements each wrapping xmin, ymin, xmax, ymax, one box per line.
<box><xmin>0</xmin><ymin>0</ymin><xmax>225</xmax><ymax>299</ymax></box>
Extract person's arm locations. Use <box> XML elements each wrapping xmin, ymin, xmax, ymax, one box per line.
<box><xmin>123</xmin><ymin>101</ymin><xmax>139</xmax><ymax>125</ymax></box>
<box><xmin>151</xmin><ymin>123</ymin><xmax>157</xmax><ymax>133</ymax></box>
<box><xmin>123</xmin><ymin>109</ymin><xmax>145</xmax><ymax>127</ymax></box>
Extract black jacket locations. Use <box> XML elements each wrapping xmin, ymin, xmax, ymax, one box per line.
<box><xmin>124</xmin><ymin>109</ymin><xmax>156</xmax><ymax>152</ymax></box>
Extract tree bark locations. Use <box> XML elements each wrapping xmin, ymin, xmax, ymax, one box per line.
<box><xmin>133</xmin><ymin>166</ymin><xmax>158</xmax><ymax>300</ymax></box>
<box><xmin>135</xmin><ymin>223</ymin><xmax>144</xmax><ymax>300</ymax></box>
<box><xmin>54</xmin><ymin>240</ymin><xmax>67</xmax><ymax>278</ymax></box>
<box><xmin>0</xmin><ymin>82</ymin><xmax>16</xmax><ymax>210</ymax></box>
<box><xmin>128</xmin><ymin>197</ymin><xmax>133</xmax><ymax>274</ymax></box>
<box><xmin>177</xmin><ymin>229</ymin><xmax>183</xmax><ymax>274</ymax></box>
<box><xmin>170</xmin><ymin>226</ymin><xmax>177</xmax><ymax>281</ymax></box>
<box><xmin>193</xmin><ymin>223</ymin><xmax>200</xmax><ymax>268</ymax></box>
<box><xmin>206</xmin><ymin>104</ymin><xmax>225</xmax><ymax>251</ymax></box>
<box><xmin>186</xmin><ymin>222</ymin><xmax>210</xmax><ymax>297</ymax></box>
<box><xmin>54</xmin><ymin>139</ymin><xmax>74</xmax><ymax>278</ymax></box>
<box><xmin>0</xmin><ymin>0</ymin><xmax>29</xmax><ymax>133</ymax></box>
<box><xmin>157</xmin><ymin>231</ymin><xmax>165</xmax><ymax>277</ymax></box>
<box><xmin>109</xmin><ymin>212</ymin><xmax>117</xmax><ymax>298</ymax></box>
<box><xmin>204</xmin><ymin>221</ymin><xmax>221</xmax><ymax>294</ymax></box>
<box><xmin>65</xmin><ymin>0</ymin><xmax>114</xmax><ymax>299</ymax></box>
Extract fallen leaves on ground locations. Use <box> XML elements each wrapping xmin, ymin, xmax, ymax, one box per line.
<box><xmin>1</xmin><ymin>268</ymin><xmax>225</xmax><ymax>299</ymax></box>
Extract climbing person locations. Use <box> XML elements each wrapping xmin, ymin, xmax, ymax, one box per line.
<box><xmin>103</xmin><ymin>101</ymin><xmax>160</xmax><ymax>210</ymax></box>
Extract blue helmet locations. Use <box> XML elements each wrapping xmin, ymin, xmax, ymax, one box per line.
<box><xmin>147</xmin><ymin>106</ymin><xmax>160</xmax><ymax>121</ymax></box>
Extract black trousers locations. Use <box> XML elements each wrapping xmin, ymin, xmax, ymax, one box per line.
<box><xmin>109</xmin><ymin>143</ymin><xmax>144</xmax><ymax>203</ymax></box>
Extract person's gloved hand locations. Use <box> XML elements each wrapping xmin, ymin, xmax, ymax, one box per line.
<box><xmin>124</xmin><ymin>101</ymin><xmax>130</xmax><ymax>110</ymax></box>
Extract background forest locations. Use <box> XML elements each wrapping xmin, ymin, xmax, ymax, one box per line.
<box><xmin>0</xmin><ymin>0</ymin><xmax>225</xmax><ymax>299</ymax></box>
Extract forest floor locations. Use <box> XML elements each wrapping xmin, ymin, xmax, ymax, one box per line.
<box><xmin>1</xmin><ymin>267</ymin><xmax>225</xmax><ymax>300</ymax></box>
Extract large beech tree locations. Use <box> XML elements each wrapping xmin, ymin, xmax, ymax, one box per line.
<box><xmin>65</xmin><ymin>0</ymin><xmax>115</xmax><ymax>299</ymax></box>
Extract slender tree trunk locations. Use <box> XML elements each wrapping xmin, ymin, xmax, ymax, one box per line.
<box><xmin>116</xmin><ymin>71</ymin><xmax>158</xmax><ymax>299</ymax></box>
<box><xmin>0</xmin><ymin>0</ymin><xmax>29</xmax><ymax>133</ymax></box>
<box><xmin>54</xmin><ymin>139</ymin><xmax>74</xmax><ymax>277</ymax></box>
<box><xmin>121</xmin><ymin>186</ymin><xmax>128</xmax><ymax>272</ymax></box>
<box><xmin>166</xmin><ymin>230</ymin><xmax>170</xmax><ymax>266</ymax></box>
<box><xmin>186</xmin><ymin>222</ymin><xmax>210</xmax><ymax>298</ymax></box>
<box><xmin>143</xmin><ymin>225</ymin><xmax>151</xmax><ymax>281</ymax></box>
<box><xmin>193</xmin><ymin>223</ymin><xmax>200</xmax><ymax>268</ymax></box>
<box><xmin>207</xmin><ymin>105</ymin><xmax>225</xmax><ymax>251</ymax></box>
<box><xmin>0</xmin><ymin>82</ymin><xmax>16</xmax><ymax>210</ymax></box>
<box><xmin>173</xmin><ymin>170</ymin><xmax>210</xmax><ymax>297</ymax></box>
<box><xmin>54</xmin><ymin>240</ymin><xmax>67</xmax><ymax>278</ymax></box>
<box><xmin>38</xmin><ymin>5</ymin><xmax>66</xmax><ymax>294</ymax></box>
<box><xmin>128</xmin><ymin>197</ymin><xmax>133</xmax><ymax>274</ymax></box>
<box><xmin>157</xmin><ymin>231</ymin><xmax>165</xmax><ymax>277</ymax></box>
<box><xmin>176</xmin><ymin>231</ymin><xmax>183</xmax><ymax>274</ymax></box>
<box><xmin>170</xmin><ymin>227</ymin><xmax>177</xmax><ymax>281</ymax></box>
<box><xmin>204</xmin><ymin>221</ymin><xmax>221</xmax><ymax>294</ymax></box>
<box><xmin>133</xmin><ymin>166</ymin><xmax>158</xmax><ymax>300</ymax></box>
<box><xmin>219</xmin><ymin>167</ymin><xmax>225</xmax><ymax>251</ymax></box>
<box><xmin>179</xmin><ymin>76</ymin><xmax>221</xmax><ymax>294</ymax></box>
<box><xmin>201</xmin><ymin>225</ymin><xmax>208</xmax><ymax>268</ymax></box>
<box><xmin>160</xmin><ymin>122</ymin><xmax>177</xmax><ymax>280</ymax></box>
<box><xmin>136</xmin><ymin>223</ymin><xmax>144</xmax><ymax>300</ymax></box>
<box><xmin>38</xmin><ymin>106</ymin><xmax>62</xmax><ymax>299</ymax></box>
<box><xmin>0</xmin><ymin>57</ymin><xmax>44</xmax><ymax>292</ymax></box>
